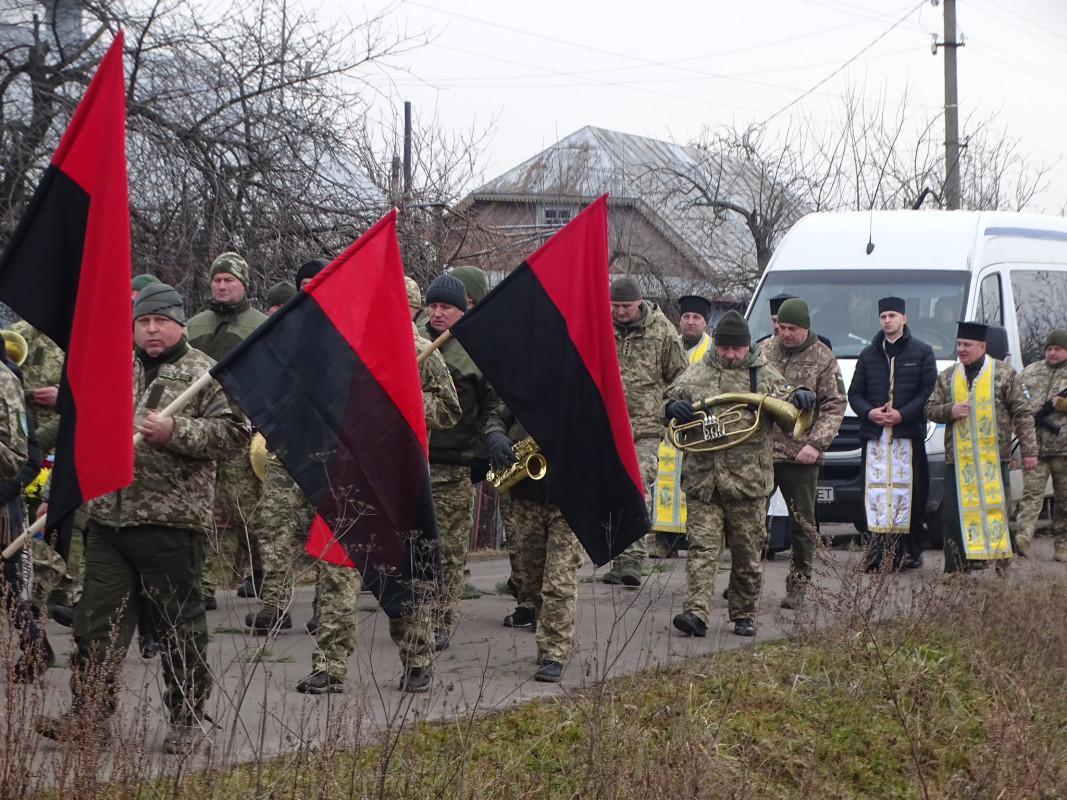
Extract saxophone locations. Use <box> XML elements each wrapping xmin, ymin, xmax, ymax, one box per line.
<box><xmin>486</xmin><ymin>436</ymin><xmax>548</xmax><ymax>492</ymax></box>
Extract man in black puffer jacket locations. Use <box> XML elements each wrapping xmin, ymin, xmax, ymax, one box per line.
<box><xmin>847</xmin><ymin>297</ymin><xmax>937</xmax><ymax>571</ymax></box>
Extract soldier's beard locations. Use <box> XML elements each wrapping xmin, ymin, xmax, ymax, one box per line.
<box><xmin>722</xmin><ymin>356</ymin><xmax>745</xmax><ymax>368</ymax></box>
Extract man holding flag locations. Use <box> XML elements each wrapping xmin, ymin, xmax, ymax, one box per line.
<box><xmin>36</xmin><ymin>285</ymin><xmax>250</xmax><ymax>754</ymax></box>
<box><xmin>447</xmin><ymin>196</ymin><xmax>650</xmax><ymax>577</ymax></box>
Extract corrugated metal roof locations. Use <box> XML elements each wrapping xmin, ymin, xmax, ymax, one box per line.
<box><xmin>457</xmin><ymin>126</ymin><xmax>806</xmax><ymax>276</ymax></box>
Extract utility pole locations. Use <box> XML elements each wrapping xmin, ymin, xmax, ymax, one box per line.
<box><xmin>933</xmin><ymin>0</ymin><xmax>963</xmax><ymax>209</ymax></box>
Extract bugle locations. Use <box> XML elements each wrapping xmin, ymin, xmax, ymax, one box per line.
<box><xmin>666</xmin><ymin>391</ymin><xmax>813</xmax><ymax>452</ymax></box>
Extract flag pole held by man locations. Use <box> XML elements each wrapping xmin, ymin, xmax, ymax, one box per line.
<box><xmin>0</xmin><ymin>33</ymin><xmax>133</xmax><ymax>559</ymax></box>
<box><xmin>447</xmin><ymin>194</ymin><xmax>650</xmax><ymax>566</ymax></box>
<box><xmin>210</xmin><ymin>209</ymin><xmax>438</xmax><ymax>619</ymax></box>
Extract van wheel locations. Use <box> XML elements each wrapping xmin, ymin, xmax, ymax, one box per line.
<box><xmin>925</xmin><ymin>508</ymin><xmax>944</xmax><ymax>549</ymax></box>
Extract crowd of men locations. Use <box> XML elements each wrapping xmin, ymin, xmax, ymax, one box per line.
<box><xmin>3</xmin><ymin>255</ymin><xmax>1066</xmax><ymax>756</ymax></box>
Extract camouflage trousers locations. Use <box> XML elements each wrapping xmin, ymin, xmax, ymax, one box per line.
<box><xmin>502</xmin><ymin>496</ymin><xmax>586</xmax><ymax>662</ymax></box>
<box><xmin>685</xmin><ymin>493</ymin><xmax>766</xmax><ymax>623</ymax></box>
<box><xmin>204</xmin><ymin>453</ymin><xmax>263</xmax><ymax>599</ymax></box>
<box><xmin>1016</xmin><ymin>456</ymin><xmax>1067</xmax><ymax>560</ymax></box>
<box><xmin>252</xmin><ymin>455</ymin><xmax>316</xmax><ymax>614</ymax></box>
<box><xmin>609</xmin><ymin>436</ymin><xmax>660</xmax><ymax>570</ymax></box>
<box><xmin>430</xmin><ymin>463</ymin><xmax>475</xmax><ymax>633</ymax></box>
<box><xmin>312</xmin><ymin>560</ymin><xmax>434</xmax><ymax>679</ymax></box>
<box><xmin>773</xmin><ymin>462</ymin><xmax>819</xmax><ymax>596</ymax></box>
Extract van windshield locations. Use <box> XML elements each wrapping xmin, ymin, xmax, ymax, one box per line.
<box><xmin>749</xmin><ymin>270</ymin><xmax>969</xmax><ymax>358</ymax></box>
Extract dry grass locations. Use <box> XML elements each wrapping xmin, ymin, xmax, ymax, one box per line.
<box><xmin>9</xmin><ymin>558</ymin><xmax>1067</xmax><ymax>800</ymax></box>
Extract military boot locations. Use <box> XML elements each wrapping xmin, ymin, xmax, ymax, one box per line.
<box><xmin>1016</xmin><ymin>535</ymin><xmax>1032</xmax><ymax>558</ymax></box>
<box><xmin>1054</xmin><ymin>536</ymin><xmax>1067</xmax><ymax>563</ymax></box>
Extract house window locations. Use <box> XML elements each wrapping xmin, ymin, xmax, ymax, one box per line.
<box><xmin>541</xmin><ymin>207</ymin><xmax>573</xmax><ymax>227</ymax></box>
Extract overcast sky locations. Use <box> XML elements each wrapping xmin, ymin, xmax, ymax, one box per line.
<box><xmin>314</xmin><ymin>0</ymin><xmax>1067</xmax><ymax>212</ymax></box>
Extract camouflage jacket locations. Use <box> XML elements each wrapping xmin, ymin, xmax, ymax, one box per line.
<box><xmin>413</xmin><ymin>322</ymin><xmax>461</xmax><ymax>431</ymax></box>
<box><xmin>1020</xmin><ymin>358</ymin><xmax>1067</xmax><ymax>457</ymax></box>
<box><xmin>664</xmin><ymin>345</ymin><xmax>788</xmax><ymax>502</ymax></box>
<box><xmin>762</xmin><ymin>331</ymin><xmax>846</xmax><ymax>462</ymax></box>
<box><xmin>616</xmin><ymin>303</ymin><xmax>687</xmax><ymax>441</ymax></box>
<box><xmin>0</xmin><ymin>365</ymin><xmax>29</xmax><ymax>482</ymax></box>
<box><xmin>11</xmin><ymin>321</ymin><xmax>63</xmax><ymax>433</ymax></box>
<box><xmin>925</xmin><ymin>356</ymin><xmax>1037</xmax><ymax>463</ymax></box>
<box><xmin>88</xmin><ymin>342</ymin><xmax>251</xmax><ymax>534</ymax></box>
<box><xmin>187</xmin><ymin>299</ymin><xmax>268</xmax><ymax>361</ymax></box>
<box><xmin>423</xmin><ymin>321</ymin><xmax>494</xmax><ymax>465</ymax></box>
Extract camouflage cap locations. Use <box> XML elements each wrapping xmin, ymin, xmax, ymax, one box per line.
<box><xmin>209</xmin><ymin>252</ymin><xmax>251</xmax><ymax>286</ymax></box>
<box><xmin>405</xmin><ymin>276</ymin><xmax>422</xmax><ymax>308</ymax></box>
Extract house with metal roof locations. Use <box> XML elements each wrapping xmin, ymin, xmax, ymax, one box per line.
<box><xmin>447</xmin><ymin>125</ymin><xmax>807</xmax><ymax>313</ymax></box>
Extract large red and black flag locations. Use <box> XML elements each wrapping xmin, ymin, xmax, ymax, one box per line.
<box><xmin>211</xmin><ymin>210</ymin><xmax>436</xmax><ymax>618</ymax></box>
<box><xmin>0</xmin><ymin>34</ymin><xmax>133</xmax><ymax>559</ymax></box>
<box><xmin>448</xmin><ymin>195</ymin><xmax>648</xmax><ymax>566</ymax></box>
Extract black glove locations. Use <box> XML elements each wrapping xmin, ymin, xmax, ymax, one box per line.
<box><xmin>486</xmin><ymin>432</ymin><xmax>518</xmax><ymax>471</ymax></box>
<box><xmin>792</xmin><ymin>389</ymin><xmax>817</xmax><ymax>411</ymax></box>
<box><xmin>665</xmin><ymin>400</ymin><xmax>695</xmax><ymax>423</ymax></box>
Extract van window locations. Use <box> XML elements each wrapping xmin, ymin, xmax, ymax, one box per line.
<box><xmin>749</xmin><ymin>270</ymin><xmax>968</xmax><ymax>358</ymax></box>
<box><xmin>976</xmin><ymin>273</ymin><xmax>1003</xmax><ymax>327</ymax></box>
<box><xmin>1010</xmin><ymin>269</ymin><xmax>1067</xmax><ymax>366</ymax></box>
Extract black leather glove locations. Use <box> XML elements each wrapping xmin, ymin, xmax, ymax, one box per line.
<box><xmin>486</xmin><ymin>432</ymin><xmax>517</xmax><ymax>471</ymax></box>
<box><xmin>792</xmin><ymin>389</ymin><xmax>817</xmax><ymax>411</ymax></box>
<box><xmin>665</xmin><ymin>400</ymin><xmax>695</xmax><ymax>423</ymax></box>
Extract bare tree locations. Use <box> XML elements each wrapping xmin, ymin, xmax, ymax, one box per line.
<box><xmin>0</xmin><ymin>0</ymin><xmax>436</xmax><ymax>304</ymax></box>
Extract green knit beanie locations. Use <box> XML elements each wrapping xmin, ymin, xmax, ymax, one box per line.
<box><xmin>266</xmin><ymin>281</ymin><xmax>296</xmax><ymax>308</ymax></box>
<box><xmin>776</xmin><ymin>298</ymin><xmax>810</xmax><ymax>329</ymax></box>
<box><xmin>450</xmin><ymin>266</ymin><xmax>487</xmax><ymax>305</ymax></box>
<box><xmin>210</xmin><ymin>252</ymin><xmax>251</xmax><ymax>287</ymax></box>
<box><xmin>1046</xmin><ymin>329</ymin><xmax>1067</xmax><ymax>349</ymax></box>
<box><xmin>713</xmin><ymin>310</ymin><xmax>751</xmax><ymax>347</ymax></box>
<box><xmin>131</xmin><ymin>274</ymin><xmax>160</xmax><ymax>292</ymax></box>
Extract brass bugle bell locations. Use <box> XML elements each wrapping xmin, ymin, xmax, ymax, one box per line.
<box><xmin>487</xmin><ymin>436</ymin><xmax>548</xmax><ymax>492</ymax></box>
<box><xmin>666</xmin><ymin>391</ymin><xmax>813</xmax><ymax>453</ymax></box>
<box><xmin>2</xmin><ymin>329</ymin><xmax>28</xmax><ymax>367</ymax></box>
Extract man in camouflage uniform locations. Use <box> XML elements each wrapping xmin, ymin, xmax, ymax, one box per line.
<box><xmin>1016</xmin><ymin>328</ymin><xmax>1067</xmax><ymax>561</ymax></box>
<box><xmin>288</xmin><ymin>314</ymin><xmax>461</xmax><ymax>693</ymax></box>
<box><xmin>36</xmin><ymin>284</ymin><xmax>249</xmax><ymax>755</ymax></box>
<box><xmin>486</xmin><ymin>403</ymin><xmax>585</xmax><ymax>683</ymax></box>
<box><xmin>423</xmin><ymin>271</ymin><xmax>494</xmax><ymax>651</ymax></box>
<box><xmin>10</xmin><ymin>321</ymin><xmax>79</xmax><ymax>611</ymax></box>
<box><xmin>186</xmin><ymin>252</ymin><xmax>268</xmax><ymax>608</ymax></box>
<box><xmin>0</xmin><ymin>345</ymin><xmax>37</xmax><ymax>678</ymax></box>
<box><xmin>603</xmin><ymin>277</ymin><xmax>687</xmax><ymax>585</ymax></box>
<box><xmin>925</xmin><ymin>322</ymin><xmax>1038</xmax><ymax>574</ymax></box>
<box><xmin>762</xmin><ymin>298</ymin><xmax>844</xmax><ymax>609</ymax></box>
<box><xmin>665</xmin><ymin>311</ymin><xmax>801</xmax><ymax>638</ymax></box>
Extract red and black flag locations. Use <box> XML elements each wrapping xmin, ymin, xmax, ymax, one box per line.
<box><xmin>211</xmin><ymin>210</ymin><xmax>436</xmax><ymax>618</ymax></box>
<box><xmin>448</xmin><ymin>195</ymin><xmax>648</xmax><ymax>566</ymax></box>
<box><xmin>0</xmin><ymin>34</ymin><xmax>133</xmax><ymax>559</ymax></box>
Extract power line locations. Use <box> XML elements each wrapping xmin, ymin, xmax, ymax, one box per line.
<box><xmin>764</xmin><ymin>0</ymin><xmax>927</xmax><ymax>123</ymax></box>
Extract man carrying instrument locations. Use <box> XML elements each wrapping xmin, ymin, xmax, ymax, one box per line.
<box><xmin>925</xmin><ymin>321</ymin><xmax>1037</xmax><ymax>574</ymax></box>
<box><xmin>848</xmin><ymin>297</ymin><xmax>936</xmax><ymax>573</ymax></box>
<box><xmin>484</xmin><ymin>404</ymin><xmax>584</xmax><ymax>683</ymax></box>
<box><xmin>664</xmin><ymin>311</ymin><xmax>807</xmax><ymax>638</ymax></box>
<box><xmin>762</xmin><ymin>297</ymin><xmax>844</xmax><ymax>609</ymax></box>
<box><xmin>1013</xmin><ymin>329</ymin><xmax>1067</xmax><ymax>561</ymax></box>
<box><xmin>604</xmin><ymin>277</ymin><xmax>687</xmax><ymax>586</ymax></box>
<box><xmin>423</xmin><ymin>271</ymin><xmax>495</xmax><ymax>651</ymax></box>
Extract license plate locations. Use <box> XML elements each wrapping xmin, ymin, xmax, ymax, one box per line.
<box><xmin>816</xmin><ymin>486</ymin><xmax>834</xmax><ymax>503</ymax></box>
